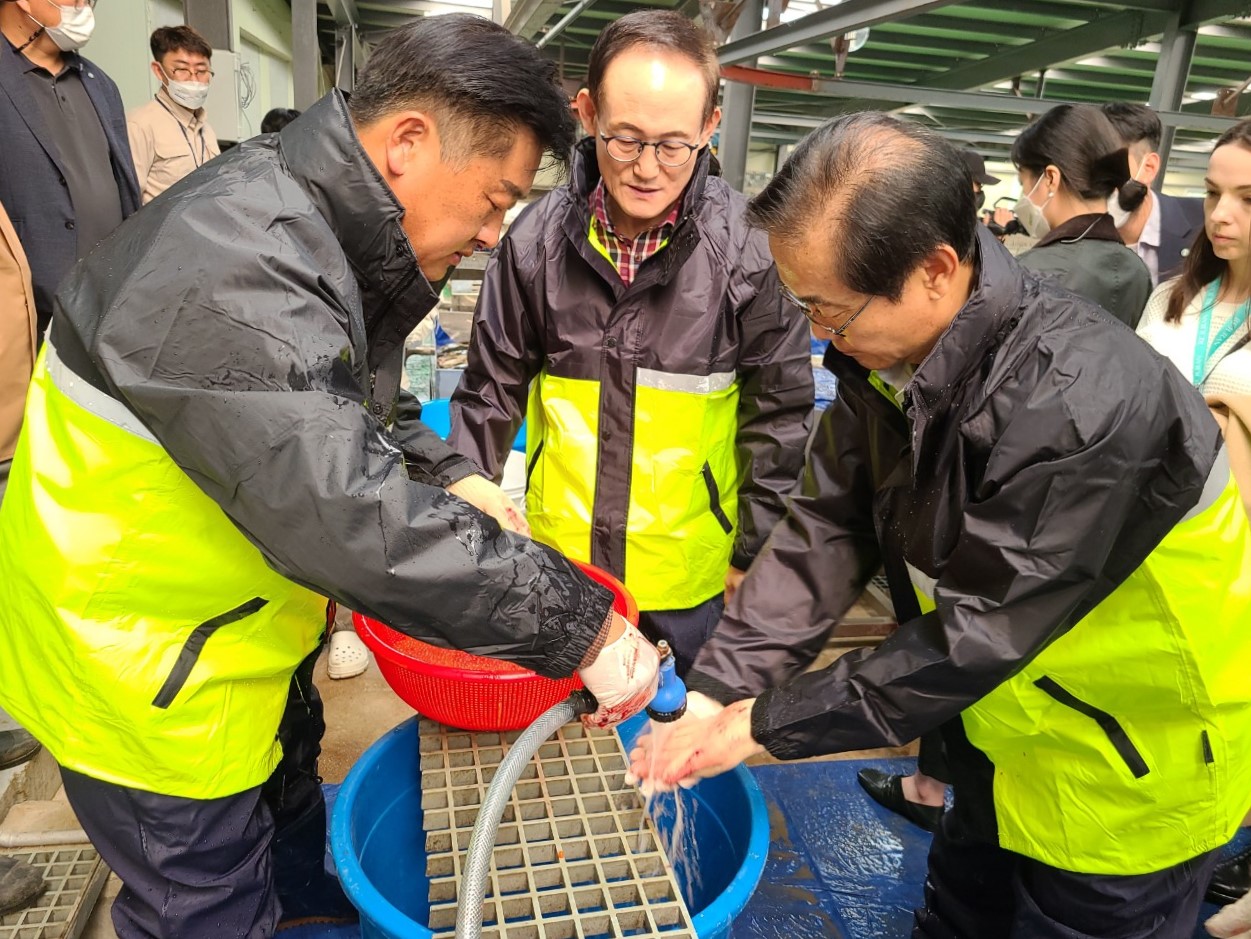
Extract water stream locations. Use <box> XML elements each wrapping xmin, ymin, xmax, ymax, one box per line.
<box><xmin>635</xmin><ymin>720</ymin><xmax>705</xmax><ymax>905</ymax></box>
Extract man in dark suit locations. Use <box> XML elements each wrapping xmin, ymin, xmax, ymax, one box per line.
<box><xmin>1101</xmin><ymin>102</ymin><xmax>1205</xmax><ymax>286</ymax></box>
<box><xmin>0</xmin><ymin>0</ymin><xmax>141</xmax><ymax>337</ymax></box>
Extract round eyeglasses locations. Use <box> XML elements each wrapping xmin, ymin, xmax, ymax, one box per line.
<box><xmin>779</xmin><ymin>283</ymin><xmax>874</xmax><ymax>338</ymax></box>
<box><xmin>598</xmin><ymin>133</ymin><xmax>701</xmax><ymax>168</ymax></box>
<box><xmin>168</xmin><ymin>65</ymin><xmax>214</xmax><ymax>82</ymax></box>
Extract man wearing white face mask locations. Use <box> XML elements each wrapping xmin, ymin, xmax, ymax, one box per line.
<box><xmin>0</xmin><ymin>0</ymin><xmax>140</xmax><ymax>337</ymax></box>
<box><xmin>127</xmin><ymin>26</ymin><xmax>220</xmax><ymax>204</ymax></box>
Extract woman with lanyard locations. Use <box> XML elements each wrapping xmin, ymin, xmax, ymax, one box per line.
<box><xmin>1139</xmin><ymin>119</ymin><xmax>1251</xmax><ymax>398</ymax></box>
<box><xmin>1138</xmin><ymin>117</ymin><xmax>1251</xmax><ymax>939</ymax></box>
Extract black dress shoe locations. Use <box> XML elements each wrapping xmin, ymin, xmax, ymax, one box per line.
<box><xmin>0</xmin><ymin>728</ymin><xmax>40</xmax><ymax>770</ymax></box>
<box><xmin>856</xmin><ymin>768</ymin><xmax>945</xmax><ymax>833</ymax></box>
<box><xmin>1207</xmin><ymin>847</ymin><xmax>1251</xmax><ymax>906</ymax></box>
<box><xmin>0</xmin><ymin>855</ymin><xmax>46</xmax><ymax>915</ymax></box>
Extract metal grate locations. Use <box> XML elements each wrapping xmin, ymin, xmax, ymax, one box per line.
<box><xmin>0</xmin><ymin>845</ymin><xmax>108</xmax><ymax>939</ymax></box>
<box><xmin>419</xmin><ymin>719</ymin><xmax>697</xmax><ymax>939</ymax></box>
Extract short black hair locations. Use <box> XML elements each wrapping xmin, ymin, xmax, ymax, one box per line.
<box><xmin>747</xmin><ymin>112</ymin><xmax>977</xmax><ymax>303</ymax></box>
<box><xmin>349</xmin><ymin>14</ymin><xmax>576</xmax><ymax>171</ymax></box>
<box><xmin>1012</xmin><ymin>104</ymin><xmax>1131</xmax><ymax>201</ymax></box>
<box><xmin>586</xmin><ymin>11</ymin><xmax>720</xmax><ymax>122</ymax></box>
<box><xmin>1100</xmin><ymin>102</ymin><xmax>1163</xmax><ymax>153</ymax></box>
<box><xmin>150</xmin><ymin>25</ymin><xmax>212</xmax><ymax>62</ymax></box>
<box><xmin>261</xmin><ymin>108</ymin><xmax>300</xmax><ymax>134</ymax></box>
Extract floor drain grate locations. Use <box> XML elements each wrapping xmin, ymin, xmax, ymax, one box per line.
<box><xmin>0</xmin><ymin>844</ymin><xmax>108</xmax><ymax>939</ymax></box>
<box><xmin>419</xmin><ymin>719</ymin><xmax>697</xmax><ymax>939</ymax></box>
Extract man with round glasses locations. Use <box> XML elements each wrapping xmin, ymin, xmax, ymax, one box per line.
<box><xmin>127</xmin><ymin>25</ymin><xmax>220</xmax><ymax>204</ymax></box>
<box><xmin>450</xmin><ymin>9</ymin><xmax>813</xmax><ymax>675</ymax></box>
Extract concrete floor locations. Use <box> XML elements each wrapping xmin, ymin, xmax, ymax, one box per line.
<box><xmin>74</xmin><ymin>600</ymin><xmax>910</xmax><ymax>937</ymax></box>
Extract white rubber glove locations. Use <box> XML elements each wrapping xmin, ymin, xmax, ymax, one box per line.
<box><xmin>446</xmin><ymin>474</ymin><xmax>530</xmax><ymax>537</ymax></box>
<box><xmin>1208</xmin><ymin>891</ymin><xmax>1251</xmax><ymax>939</ymax></box>
<box><xmin>577</xmin><ymin>615</ymin><xmax>660</xmax><ymax>729</ymax></box>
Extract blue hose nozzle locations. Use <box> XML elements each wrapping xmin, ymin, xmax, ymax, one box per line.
<box><xmin>646</xmin><ymin>641</ymin><xmax>687</xmax><ymax>723</ymax></box>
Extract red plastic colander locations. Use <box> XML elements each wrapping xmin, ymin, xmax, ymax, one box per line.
<box><xmin>352</xmin><ymin>562</ymin><xmax>639</xmax><ymax>731</ymax></box>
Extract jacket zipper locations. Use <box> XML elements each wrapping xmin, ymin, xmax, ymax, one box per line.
<box><xmin>701</xmin><ymin>461</ymin><xmax>734</xmax><ymax>535</ymax></box>
<box><xmin>152</xmin><ymin>597</ymin><xmax>269</xmax><ymax>709</ymax></box>
<box><xmin>525</xmin><ymin>440</ymin><xmax>545</xmax><ymax>488</ymax></box>
<box><xmin>1034</xmin><ymin>676</ymin><xmax>1150</xmax><ymax>779</ymax></box>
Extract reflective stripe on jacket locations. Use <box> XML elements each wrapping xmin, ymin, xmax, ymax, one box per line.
<box><xmin>688</xmin><ymin>226</ymin><xmax>1251</xmax><ymax>873</ymax></box>
<box><xmin>449</xmin><ymin>142</ymin><xmax>814</xmax><ymax>611</ymax></box>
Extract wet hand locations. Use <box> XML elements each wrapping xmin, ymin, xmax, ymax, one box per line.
<box><xmin>1208</xmin><ymin>890</ymin><xmax>1251</xmax><ymax>938</ymax></box>
<box><xmin>723</xmin><ymin>566</ymin><xmax>747</xmax><ymax>604</ymax></box>
<box><xmin>627</xmin><ymin>698</ymin><xmax>763</xmax><ymax>790</ymax></box>
<box><xmin>577</xmin><ymin>616</ymin><xmax>660</xmax><ymax>729</ymax></box>
<box><xmin>446</xmin><ymin>474</ymin><xmax>530</xmax><ymax>537</ymax></box>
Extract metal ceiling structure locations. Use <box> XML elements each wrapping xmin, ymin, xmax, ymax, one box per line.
<box><xmin>305</xmin><ymin>0</ymin><xmax>1251</xmax><ymax>190</ymax></box>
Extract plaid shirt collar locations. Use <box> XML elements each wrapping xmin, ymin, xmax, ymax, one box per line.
<box><xmin>588</xmin><ymin>180</ymin><xmax>680</xmax><ymax>287</ymax></box>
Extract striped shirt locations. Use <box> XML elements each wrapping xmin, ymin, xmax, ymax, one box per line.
<box><xmin>588</xmin><ymin>180</ymin><xmax>679</xmax><ymax>287</ymax></box>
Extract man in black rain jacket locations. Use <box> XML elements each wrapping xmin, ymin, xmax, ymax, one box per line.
<box><xmin>448</xmin><ymin>12</ymin><xmax>813</xmax><ymax>673</ymax></box>
<box><xmin>631</xmin><ymin>112</ymin><xmax>1251</xmax><ymax>938</ymax></box>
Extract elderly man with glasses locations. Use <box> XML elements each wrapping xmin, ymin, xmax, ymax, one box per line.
<box><xmin>631</xmin><ymin>111</ymin><xmax>1251</xmax><ymax>939</ymax></box>
<box><xmin>127</xmin><ymin>25</ymin><xmax>220</xmax><ymax>204</ymax></box>
<box><xmin>449</xmin><ymin>9</ymin><xmax>813</xmax><ymax>676</ymax></box>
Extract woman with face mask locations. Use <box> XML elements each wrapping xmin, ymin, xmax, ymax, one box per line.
<box><xmin>1011</xmin><ymin>103</ymin><xmax>1153</xmax><ymax>328</ymax></box>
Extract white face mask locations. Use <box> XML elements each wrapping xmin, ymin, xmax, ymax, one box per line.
<box><xmin>27</xmin><ymin>2</ymin><xmax>95</xmax><ymax>52</ymax></box>
<box><xmin>160</xmin><ymin>66</ymin><xmax>211</xmax><ymax>110</ymax></box>
<box><xmin>1014</xmin><ymin>174</ymin><xmax>1053</xmax><ymax>238</ymax></box>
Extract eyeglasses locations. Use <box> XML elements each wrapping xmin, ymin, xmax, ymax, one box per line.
<box><xmin>779</xmin><ymin>283</ymin><xmax>874</xmax><ymax>337</ymax></box>
<box><xmin>168</xmin><ymin>65</ymin><xmax>214</xmax><ymax>82</ymax></box>
<box><xmin>598</xmin><ymin>133</ymin><xmax>701</xmax><ymax>168</ymax></box>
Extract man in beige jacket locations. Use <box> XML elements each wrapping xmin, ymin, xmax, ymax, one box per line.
<box><xmin>127</xmin><ymin>25</ymin><xmax>220</xmax><ymax>204</ymax></box>
<box><xmin>0</xmin><ymin>203</ymin><xmax>46</xmax><ymax>914</ymax></box>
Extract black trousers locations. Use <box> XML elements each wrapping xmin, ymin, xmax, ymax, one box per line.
<box><xmin>60</xmin><ymin>639</ymin><xmax>354</xmax><ymax>938</ymax></box>
<box><xmin>639</xmin><ymin>594</ymin><xmax>725</xmax><ymax>677</ymax></box>
<box><xmin>913</xmin><ymin>811</ymin><xmax>1220</xmax><ymax>939</ymax></box>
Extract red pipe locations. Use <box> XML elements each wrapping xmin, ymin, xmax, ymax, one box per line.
<box><xmin>720</xmin><ymin>64</ymin><xmax>822</xmax><ymax>92</ymax></box>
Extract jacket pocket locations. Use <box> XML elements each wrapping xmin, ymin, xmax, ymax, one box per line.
<box><xmin>526</xmin><ymin>440</ymin><xmax>545</xmax><ymax>488</ymax></box>
<box><xmin>1034</xmin><ymin>676</ymin><xmax>1150</xmax><ymax>779</ymax></box>
<box><xmin>152</xmin><ymin>597</ymin><xmax>269</xmax><ymax>709</ymax></box>
<box><xmin>701</xmin><ymin>461</ymin><xmax>733</xmax><ymax>535</ymax></box>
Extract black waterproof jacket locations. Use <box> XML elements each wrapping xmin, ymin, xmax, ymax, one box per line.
<box><xmin>46</xmin><ymin>91</ymin><xmax>613</xmax><ymax>677</ymax></box>
<box><xmin>448</xmin><ymin>140</ymin><xmax>813</xmax><ymax>575</ymax></box>
<box><xmin>686</xmin><ymin>226</ymin><xmax>1222</xmax><ymax>841</ymax></box>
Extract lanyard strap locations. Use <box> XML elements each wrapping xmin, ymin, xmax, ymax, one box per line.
<box><xmin>1193</xmin><ymin>279</ymin><xmax>1251</xmax><ymax>387</ymax></box>
<box><xmin>156</xmin><ymin>98</ymin><xmax>208</xmax><ymax>168</ymax></box>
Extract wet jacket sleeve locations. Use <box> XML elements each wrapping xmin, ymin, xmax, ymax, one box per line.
<box><xmin>447</xmin><ymin>236</ymin><xmax>544</xmax><ymax>483</ymax></box>
<box><xmin>685</xmin><ymin>396</ymin><xmax>881</xmax><ymax>705</ymax></box>
<box><xmin>747</xmin><ymin>360</ymin><xmax>1216</xmax><ymax>760</ymax></box>
<box><xmin>731</xmin><ymin>261</ymin><xmax>814</xmax><ymax>569</ymax></box>
<box><xmin>78</xmin><ymin>213</ymin><xmax>612</xmax><ymax>680</ymax></box>
<box><xmin>392</xmin><ymin>388</ymin><xmax>479</xmax><ymax>487</ymax></box>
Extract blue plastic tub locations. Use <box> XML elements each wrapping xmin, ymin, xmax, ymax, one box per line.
<box><xmin>330</xmin><ymin>712</ymin><xmax>769</xmax><ymax>938</ymax></box>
